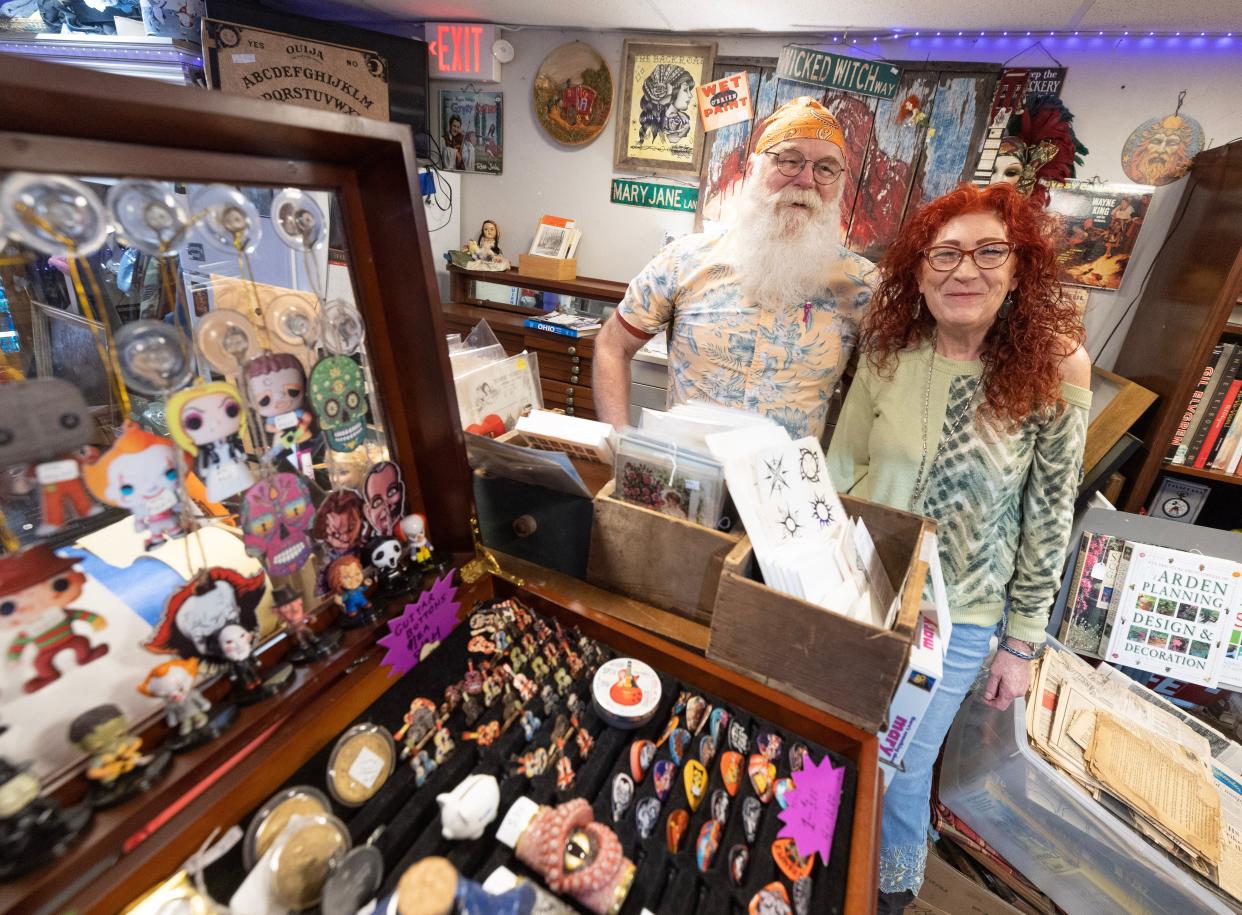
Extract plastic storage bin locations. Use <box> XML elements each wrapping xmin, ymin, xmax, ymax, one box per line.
<box><xmin>940</xmin><ymin>690</ymin><xmax>1232</xmax><ymax>914</ymax></box>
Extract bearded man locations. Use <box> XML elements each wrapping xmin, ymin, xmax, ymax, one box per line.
<box><xmin>593</xmin><ymin>97</ymin><xmax>877</xmax><ymax>438</ymax></box>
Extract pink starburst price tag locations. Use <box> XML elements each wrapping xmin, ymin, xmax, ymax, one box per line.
<box><xmin>776</xmin><ymin>754</ymin><xmax>845</xmax><ymax>862</ymax></box>
<box><xmin>376</xmin><ymin>573</ymin><xmax>461</xmax><ymax>678</ymax></box>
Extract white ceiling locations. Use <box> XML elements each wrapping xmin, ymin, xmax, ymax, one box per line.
<box><xmin>265</xmin><ymin>0</ymin><xmax>1242</xmax><ymax>34</ymax></box>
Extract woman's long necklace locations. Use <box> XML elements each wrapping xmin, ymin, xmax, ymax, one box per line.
<box><xmin>909</xmin><ymin>331</ymin><xmax>980</xmax><ymax>512</ymax></box>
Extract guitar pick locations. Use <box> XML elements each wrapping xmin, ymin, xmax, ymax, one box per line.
<box><xmin>696</xmin><ymin>820</ymin><xmax>721</xmax><ymax>872</ymax></box>
<box><xmin>756</xmin><ymin>730</ymin><xmax>782</xmax><ymax>762</ymax></box>
<box><xmin>653</xmin><ymin>759</ymin><xmax>675</xmax><ymax>802</ymax></box>
<box><xmin>709</xmin><ymin>707</ymin><xmax>730</xmax><ymax>746</ymax></box>
<box><xmin>656</xmin><ymin>715</ymin><xmax>680</xmax><ymax>748</ymax></box>
<box><xmin>748</xmin><ymin>754</ymin><xmax>776</xmax><ymax>804</ymax></box>
<box><xmin>741</xmin><ymin>796</ymin><xmax>762</xmax><ymax>844</ymax></box>
<box><xmin>788</xmin><ymin>741</ymin><xmax>809</xmax><ymax>773</ymax></box>
<box><xmin>748</xmin><ymin>882</ymin><xmax>791</xmax><ymax>915</ymax></box>
<box><xmin>772</xmin><ymin>837</ymin><xmax>815</xmax><ymax>882</ymax></box>
<box><xmin>774</xmin><ymin>776</ymin><xmax>796</xmax><ymax>810</ymax></box>
<box><xmin>666</xmin><ymin>808</ymin><xmax>689</xmax><ymax>853</ymax></box>
<box><xmin>793</xmin><ymin>876</ymin><xmax>812</xmax><ymax>915</ymax></box>
<box><xmin>672</xmin><ymin>690</ymin><xmax>690</xmax><ymax>715</ymax></box>
<box><xmin>631</xmin><ymin>739</ymin><xmax>656</xmax><ymax>783</ymax></box>
<box><xmin>685</xmin><ymin>695</ymin><xmax>709</xmax><ymax>735</ymax></box>
<box><xmin>684</xmin><ymin>760</ymin><xmax>708</xmax><ymax>812</ymax></box>
<box><xmin>728</xmin><ymin>843</ymin><xmax>750</xmax><ymax>886</ymax></box>
<box><xmin>611</xmin><ymin>772</ymin><xmax>635</xmax><ymax>823</ymax></box>
<box><xmin>636</xmin><ymin>797</ymin><xmax>661</xmax><ymax>839</ymax></box>
<box><xmin>698</xmin><ymin>735</ymin><xmax>717</xmax><ymax>769</ymax></box>
<box><xmin>670</xmin><ymin>727</ymin><xmax>692</xmax><ymax>765</ymax></box>
<box><xmin>720</xmin><ymin>751</ymin><xmax>743</xmax><ymax>797</ymax></box>
<box><xmin>710</xmin><ymin>788</ymin><xmax>730</xmax><ymax>825</ymax></box>
<box><xmin>728</xmin><ymin>720</ymin><xmax>749</xmax><ymax>754</ymax></box>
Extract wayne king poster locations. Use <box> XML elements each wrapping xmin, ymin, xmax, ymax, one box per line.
<box><xmin>1045</xmin><ymin>179</ymin><xmax>1153</xmax><ymax>290</ymax></box>
<box><xmin>1104</xmin><ymin>544</ymin><xmax>1242</xmax><ymax>688</ymax></box>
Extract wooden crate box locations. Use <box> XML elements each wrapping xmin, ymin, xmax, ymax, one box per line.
<box><xmin>587</xmin><ymin>480</ymin><xmax>741</xmax><ymax>625</ymax></box>
<box><xmin>708</xmin><ymin>495</ymin><xmax>934</xmax><ymax>732</ymax></box>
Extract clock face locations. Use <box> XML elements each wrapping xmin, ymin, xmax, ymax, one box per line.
<box><xmin>1162</xmin><ymin>496</ymin><xmax>1191</xmax><ymax>519</ymax></box>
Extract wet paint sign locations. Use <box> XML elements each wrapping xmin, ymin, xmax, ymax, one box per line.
<box><xmin>610</xmin><ymin>179</ymin><xmax>698</xmax><ymax>213</ymax></box>
<box><xmin>776</xmin><ymin>45</ymin><xmax>901</xmax><ymax>100</ymax></box>
<box><xmin>698</xmin><ymin>72</ymin><xmax>752</xmax><ymax>131</ymax></box>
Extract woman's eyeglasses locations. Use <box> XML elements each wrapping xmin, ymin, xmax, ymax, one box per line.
<box><xmin>764</xmin><ymin>150</ymin><xmax>844</xmax><ymax>185</ymax></box>
<box><xmin>922</xmin><ymin>242</ymin><xmax>1015</xmax><ymax>272</ymax></box>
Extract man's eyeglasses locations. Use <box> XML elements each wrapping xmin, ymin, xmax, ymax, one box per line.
<box><xmin>922</xmin><ymin>242</ymin><xmax>1015</xmax><ymax>272</ymax></box>
<box><xmin>764</xmin><ymin>150</ymin><xmax>844</xmax><ymax>185</ymax></box>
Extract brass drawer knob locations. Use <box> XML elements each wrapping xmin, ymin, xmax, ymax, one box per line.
<box><xmin>566</xmin><ymin>407</ymin><xmax>575</xmax><ymax>415</ymax></box>
<box><xmin>571</xmin><ymin>355</ymin><xmax>580</xmax><ymax>365</ymax></box>
<box><xmin>566</xmin><ymin>386</ymin><xmax>574</xmax><ymax>394</ymax></box>
<box><xmin>570</xmin><ymin>373</ymin><xmax>579</xmax><ymax>383</ymax></box>
<box><xmin>567</xmin><ymin>346</ymin><xmax>577</xmax><ymax>355</ymax></box>
<box><xmin>513</xmin><ymin>514</ymin><xmax>538</xmax><ymax>538</ymax></box>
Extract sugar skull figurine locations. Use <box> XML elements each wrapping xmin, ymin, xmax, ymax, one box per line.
<box><xmin>270</xmin><ymin>585</ymin><xmax>337</xmax><ymax>663</ymax></box>
<box><xmin>137</xmin><ymin>657</ymin><xmax>235</xmax><ymax>752</ymax></box>
<box><xmin>0</xmin><ymin>546</ymin><xmax>108</xmax><ymax>694</ymax></box>
<box><xmin>167</xmin><ymin>381</ymin><xmax>256</xmax><ymax>502</ymax></box>
<box><xmin>362</xmin><ymin>460</ymin><xmax>405</xmax><ymax>537</ymax></box>
<box><xmin>242</xmin><ymin>352</ymin><xmax>318</xmax><ymax>466</ymax></box>
<box><xmin>0</xmin><ymin>378</ymin><xmax>104</xmax><ymax>537</ymax></box>
<box><xmin>239</xmin><ymin>473</ymin><xmax>315</xmax><ymax>577</ymax></box>
<box><xmin>0</xmin><ymin>757</ymin><xmax>92</xmax><ymax>880</ymax></box>
<box><xmin>84</xmin><ymin>424</ymin><xmax>188</xmax><ymax>550</ymax></box>
<box><xmin>309</xmin><ymin>356</ymin><xmax>368</xmax><ymax>452</ymax></box>
<box><xmin>145</xmin><ymin>567</ymin><xmax>283</xmax><ymax>703</ymax></box>
<box><xmin>68</xmin><ymin>703</ymin><xmax>171</xmax><ymax>808</ymax></box>
<box><xmin>327</xmin><ymin>554</ymin><xmax>375</xmax><ymax>628</ymax></box>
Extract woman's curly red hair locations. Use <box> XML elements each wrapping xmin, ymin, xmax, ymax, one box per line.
<box><xmin>859</xmin><ymin>183</ymin><xmax>1084</xmax><ymax>427</ymax></box>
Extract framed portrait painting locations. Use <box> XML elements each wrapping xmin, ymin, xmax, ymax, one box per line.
<box><xmin>613</xmin><ymin>39</ymin><xmax>716</xmax><ymax>178</ymax></box>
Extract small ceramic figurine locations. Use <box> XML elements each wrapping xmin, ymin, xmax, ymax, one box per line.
<box><xmin>461</xmin><ymin>219</ymin><xmax>510</xmax><ymax>271</ymax></box>
<box><xmin>366</xmin><ymin>537</ymin><xmax>410</xmax><ymax>597</ymax></box>
<box><xmin>396</xmin><ymin>513</ymin><xmax>435</xmax><ymax>570</ymax></box>
<box><xmin>83</xmin><ymin>423</ymin><xmax>188</xmax><ymax>550</ymax></box>
<box><xmin>167</xmin><ymin>382</ymin><xmax>256</xmax><ymax>502</ymax></box>
<box><xmin>0</xmin><ymin>757</ymin><xmax>92</xmax><ymax>880</ymax></box>
<box><xmin>437</xmin><ymin>774</ymin><xmax>501</xmax><ymax>841</ymax></box>
<box><xmin>0</xmin><ymin>546</ymin><xmax>108</xmax><ymax>694</ymax></box>
<box><xmin>327</xmin><ymin>555</ymin><xmax>375</xmax><ymax>628</ymax></box>
<box><xmin>242</xmin><ymin>352</ymin><xmax>318</xmax><ymax>467</ymax></box>
<box><xmin>69</xmin><ymin>704</ymin><xmax>172</xmax><ymax>808</ymax></box>
<box><xmin>271</xmin><ymin>586</ymin><xmax>338</xmax><ymax>663</ymax></box>
<box><xmin>136</xmin><ymin>657</ymin><xmax>236</xmax><ymax>752</ymax></box>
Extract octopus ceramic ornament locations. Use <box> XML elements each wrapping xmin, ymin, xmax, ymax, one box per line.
<box><xmin>240</xmin><ymin>473</ymin><xmax>315</xmax><ymax>576</ymax></box>
<box><xmin>437</xmin><ymin>774</ymin><xmax>500</xmax><ymax>840</ymax></box>
<box><xmin>309</xmin><ymin>356</ymin><xmax>367</xmax><ymax>453</ymax></box>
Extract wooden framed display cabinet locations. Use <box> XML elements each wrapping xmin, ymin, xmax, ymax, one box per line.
<box><xmin>0</xmin><ymin>59</ymin><xmax>881</xmax><ymax>914</ymax></box>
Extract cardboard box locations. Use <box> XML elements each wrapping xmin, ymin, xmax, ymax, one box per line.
<box><xmin>916</xmin><ymin>851</ymin><xmax>1026</xmax><ymax>915</ymax></box>
<box><xmin>880</xmin><ymin>611</ymin><xmax>947</xmax><ymax>776</ymax></box>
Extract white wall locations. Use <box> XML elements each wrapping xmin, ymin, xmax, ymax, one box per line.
<box><xmin>431</xmin><ymin>28</ymin><xmax>1242</xmax><ymax>356</ymax></box>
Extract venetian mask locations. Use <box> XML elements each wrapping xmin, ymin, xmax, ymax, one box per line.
<box><xmin>0</xmin><ymin>378</ymin><xmax>93</xmax><ymax>467</ymax></box>
<box><xmin>990</xmin><ymin>136</ymin><xmax>1059</xmax><ymax>198</ymax></box>
<box><xmin>309</xmin><ymin>356</ymin><xmax>367</xmax><ymax>452</ymax></box>
<box><xmin>240</xmin><ymin>473</ymin><xmax>315</xmax><ymax>576</ymax></box>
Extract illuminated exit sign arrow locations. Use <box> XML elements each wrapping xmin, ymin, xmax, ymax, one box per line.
<box><xmin>424</xmin><ymin>22</ymin><xmax>500</xmax><ymax>82</ymax></box>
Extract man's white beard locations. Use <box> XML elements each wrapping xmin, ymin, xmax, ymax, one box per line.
<box><xmin>721</xmin><ymin>182</ymin><xmax>844</xmax><ymax>311</ymax></box>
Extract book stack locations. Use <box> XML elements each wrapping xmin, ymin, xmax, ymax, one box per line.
<box><xmin>523</xmin><ymin>312</ymin><xmax>601</xmax><ymax>338</ymax></box>
<box><xmin>527</xmin><ymin>214</ymin><xmax>581</xmax><ymax>260</ymax></box>
<box><xmin>1166</xmin><ymin>341</ymin><xmax>1242</xmax><ymax>475</ymax></box>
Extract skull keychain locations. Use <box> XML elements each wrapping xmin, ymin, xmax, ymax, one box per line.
<box><xmin>309</xmin><ymin>356</ymin><xmax>368</xmax><ymax>453</ymax></box>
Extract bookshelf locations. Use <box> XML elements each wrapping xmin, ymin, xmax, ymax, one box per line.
<box><xmin>1112</xmin><ymin>140</ymin><xmax>1242</xmax><ymax>516</ymax></box>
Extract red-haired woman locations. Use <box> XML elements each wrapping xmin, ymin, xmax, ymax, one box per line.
<box><xmin>826</xmin><ymin>183</ymin><xmax>1091</xmax><ymax>911</ymax></box>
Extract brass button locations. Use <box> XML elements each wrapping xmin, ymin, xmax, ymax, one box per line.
<box><xmin>571</xmin><ymin>355</ymin><xmax>580</xmax><ymax>365</ymax></box>
<box><xmin>567</xmin><ymin>346</ymin><xmax>577</xmax><ymax>355</ymax></box>
<box><xmin>566</xmin><ymin>386</ymin><xmax>574</xmax><ymax>395</ymax></box>
<box><xmin>570</xmin><ymin>373</ymin><xmax>579</xmax><ymax>383</ymax></box>
<box><xmin>566</xmin><ymin>407</ymin><xmax>575</xmax><ymax>415</ymax></box>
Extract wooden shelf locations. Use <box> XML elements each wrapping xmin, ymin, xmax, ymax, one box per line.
<box><xmin>1224</xmin><ymin>322</ymin><xmax>1242</xmax><ymax>335</ymax></box>
<box><xmin>1161</xmin><ymin>461</ymin><xmax>1242</xmax><ymax>486</ymax></box>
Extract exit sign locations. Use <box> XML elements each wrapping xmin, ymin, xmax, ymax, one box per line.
<box><xmin>424</xmin><ymin>22</ymin><xmax>499</xmax><ymax>82</ymax></box>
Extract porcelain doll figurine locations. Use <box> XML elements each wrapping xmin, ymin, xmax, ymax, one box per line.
<box><xmin>0</xmin><ymin>757</ymin><xmax>92</xmax><ymax>880</ymax></box>
<box><xmin>167</xmin><ymin>382</ymin><xmax>256</xmax><ymax>503</ymax></box>
<box><xmin>462</xmin><ymin>219</ymin><xmax>510</xmax><ymax>271</ymax></box>
<box><xmin>327</xmin><ymin>554</ymin><xmax>375</xmax><ymax>627</ymax></box>
<box><xmin>84</xmin><ymin>423</ymin><xmax>188</xmax><ymax>550</ymax></box>
<box><xmin>68</xmin><ymin>704</ymin><xmax>171</xmax><ymax>808</ymax></box>
<box><xmin>243</xmin><ymin>352</ymin><xmax>318</xmax><ymax>467</ymax></box>
<box><xmin>0</xmin><ymin>546</ymin><xmax>108</xmax><ymax>694</ymax></box>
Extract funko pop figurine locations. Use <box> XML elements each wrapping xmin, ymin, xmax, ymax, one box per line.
<box><xmin>0</xmin><ymin>378</ymin><xmax>105</xmax><ymax>537</ymax></box>
<box><xmin>396</xmin><ymin>512</ymin><xmax>437</xmax><ymax>572</ymax></box>
<box><xmin>84</xmin><ymin>424</ymin><xmax>188</xmax><ymax>550</ymax></box>
<box><xmin>68</xmin><ymin>704</ymin><xmax>172</xmax><ymax>808</ymax></box>
<box><xmin>0</xmin><ymin>757</ymin><xmax>92</xmax><ymax>880</ymax></box>
<box><xmin>271</xmin><ymin>586</ymin><xmax>338</xmax><ymax>663</ymax></box>
<box><xmin>311</xmin><ymin>489</ymin><xmax>366</xmax><ymax>595</ymax></box>
<box><xmin>242</xmin><ymin>353</ymin><xmax>318</xmax><ymax>467</ymax></box>
<box><xmin>362</xmin><ymin>460</ymin><xmax>405</xmax><ymax>537</ymax></box>
<box><xmin>137</xmin><ymin>657</ymin><xmax>237</xmax><ymax>752</ymax></box>
<box><xmin>0</xmin><ymin>546</ymin><xmax>108</xmax><ymax>694</ymax></box>
<box><xmin>327</xmin><ymin>554</ymin><xmax>375</xmax><ymax>628</ymax></box>
<box><xmin>145</xmin><ymin>567</ymin><xmax>290</xmax><ymax>704</ymax></box>
<box><xmin>167</xmin><ymin>381</ymin><xmax>256</xmax><ymax>503</ymax></box>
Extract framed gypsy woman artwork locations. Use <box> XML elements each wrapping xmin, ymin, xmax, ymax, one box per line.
<box><xmin>613</xmin><ymin>39</ymin><xmax>716</xmax><ymax>178</ymax></box>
